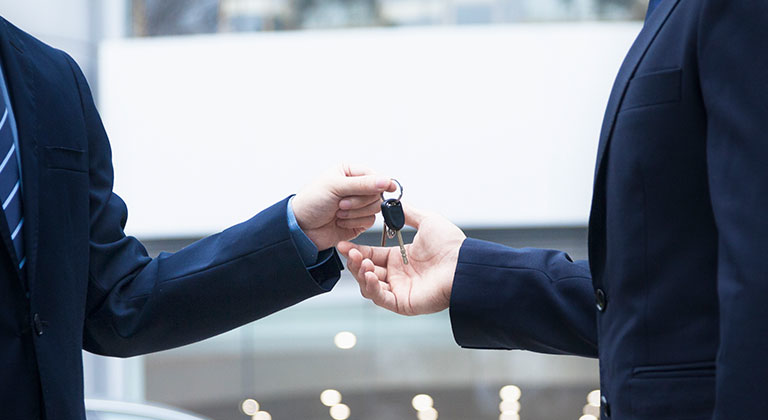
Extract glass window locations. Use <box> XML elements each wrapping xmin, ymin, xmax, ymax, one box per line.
<box><xmin>141</xmin><ymin>228</ymin><xmax>600</xmax><ymax>420</ymax></box>
<box><xmin>131</xmin><ymin>0</ymin><xmax>649</xmax><ymax>36</ymax></box>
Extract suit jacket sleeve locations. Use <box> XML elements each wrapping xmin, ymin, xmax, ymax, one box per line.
<box><xmin>62</xmin><ymin>54</ymin><xmax>343</xmax><ymax>357</ymax></box>
<box><xmin>450</xmin><ymin>238</ymin><xmax>597</xmax><ymax>357</ymax></box>
<box><xmin>698</xmin><ymin>0</ymin><xmax>768</xmax><ymax>416</ymax></box>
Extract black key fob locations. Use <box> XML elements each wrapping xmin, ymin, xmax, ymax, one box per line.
<box><xmin>381</xmin><ymin>199</ymin><xmax>405</xmax><ymax>231</ymax></box>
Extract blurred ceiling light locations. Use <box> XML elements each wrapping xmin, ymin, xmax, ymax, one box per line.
<box><xmin>579</xmin><ymin>415</ymin><xmax>598</xmax><ymax>420</ymax></box>
<box><xmin>334</xmin><ymin>331</ymin><xmax>357</xmax><ymax>350</ymax></box>
<box><xmin>321</xmin><ymin>389</ymin><xmax>343</xmax><ymax>407</ymax></box>
<box><xmin>252</xmin><ymin>411</ymin><xmax>272</xmax><ymax>420</ymax></box>
<box><xmin>411</xmin><ymin>394</ymin><xmax>434</xmax><ymax>411</ymax></box>
<box><xmin>499</xmin><ymin>385</ymin><xmax>522</xmax><ymax>401</ymax></box>
<box><xmin>417</xmin><ymin>407</ymin><xmax>438</xmax><ymax>420</ymax></box>
<box><xmin>499</xmin><ymin>400</ymin><xmax>521</xmax><ymax>413</ymax></box>
<box><xmin>241</xmin><ymin>399</ymin><xmax>260</xmax><ymax>416</ymax></box>
<box><xmin>499</xmin><ymin>413</ymin><xmax>520</xmax><ymax>420</ymax></box>
<box><xmin>587</xmin><ymin>390</ymin><xmax>601</xmax><ymax>407</ymax></box>
<box><xmin>329</xmin><ymin>403</ymin><xmax>351</xmax><ymax>420</ymax></box>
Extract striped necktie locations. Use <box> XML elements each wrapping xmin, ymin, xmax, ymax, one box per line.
<box><xmin>0</xmin><ymin>96</ymin><xmax>25</xmax><ymax>271</ymax></box>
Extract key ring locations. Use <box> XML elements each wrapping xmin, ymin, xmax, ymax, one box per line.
<box><xmin>381</xmin><ymin>179</ymin><xmax>403</xmax><ymax>201</ymax></box>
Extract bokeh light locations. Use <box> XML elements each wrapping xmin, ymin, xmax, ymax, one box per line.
<box><xmin>499</xmin><ymin>399</ymin><xmax>521</xmax><ymax>413</ymax></box>
<box><xmin>329</xmin><ymin>403</ymin><xmax>351</xmax><ymax>420</ymax></box>
<box><xmin>240</xmin><ymin>399</ymin><xmax>260</xmax><ymax>416</ymax></box>
<box><xmin>412</xmin><ymin>394</ymin><xmax>435</xmax><ymax>411</ymax></box>
<box><xmin>583</xmin><ymin>404</ymin><xmax>600</xmax><ymax>416</ymax></box>
<box><xmin>499</xmin><ymin>385</ymin><xmax>521</xmax><ymax>401</ymax></box>
<box><xmin>252</xmin><ymin>411</ymin><xmax>272</xmax><ymax>420</ymax></box>
<box><xmin>321</xmin><ymin>389</ymin><xmax>342</xmax><ymax>407</ymax></box>
<box><xmin>334</xmin><ymin>332</ymin><xmax>357</xmax><ymax>350</ymax></box>
<box><xmin>587</xmin><ymin>389</ymin><xmax>601</xmax><ymax>407</ymax></box>
<box><xmin>417</xmin><ymin>407</ymin><xmax>438</xmax><ymax>420</ymax></box>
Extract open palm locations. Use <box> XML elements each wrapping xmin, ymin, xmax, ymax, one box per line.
<box><xmin>338</xmin><ymin>206</ymin><xmax>466</xmax><ymax>315</ymax></box>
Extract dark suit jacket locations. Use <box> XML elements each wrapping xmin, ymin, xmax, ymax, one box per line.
<box><xmin>0</xmin><ymin>19</ymin><xmax>343</xmax><ymax>420</ymax></box>
<box><xmin>450</xmin><ymin>1</ymin><xmax>768</xmax><ymax>418</ymax></box>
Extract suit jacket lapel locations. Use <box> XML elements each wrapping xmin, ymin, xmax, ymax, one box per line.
<box><xmin>0</xmin><ymin>19</ymin><xmax>39</xmax><ymax>291</ymax></box>
<box><xmin>593</xmin><ymin>0</ymin><xmax>681</xmax><ymax>181</ymax></box>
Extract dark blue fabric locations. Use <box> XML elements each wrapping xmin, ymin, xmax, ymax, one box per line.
<box><xmin>645</xmin><ymin>0</ymin><xmax>663</xmax><ymax>21</ymax></box>
<box><xmin>450</xmin><ymin>1</ymin><xmax>768</xmax><ymax>418</ymax></box>
<box><xmin>0</xmin><ymin>17</ymin><xmax>344</xmax><ymax>420</ymax></box>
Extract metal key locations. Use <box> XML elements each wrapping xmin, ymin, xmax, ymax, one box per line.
<box><xmin>380</xmin><ymin>181</ymin><xmax>408</xmax><ymax>264</ymax></box>
<box><xmin>381</xmin><ymin>199</ymin><xmax>408</xmax><ymax>264</ymax></box>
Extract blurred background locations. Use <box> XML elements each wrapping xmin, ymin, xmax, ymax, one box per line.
<box><xmin>1</xmin><ymin>0</ymin><xmax>649</xmax><ymax>419</ymax></box>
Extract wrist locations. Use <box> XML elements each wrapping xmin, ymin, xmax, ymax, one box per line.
<box><xmin>442</xmin><ymin>239</ymin><xmax>465</xmax><ymax>308</ymax></box>
<box><xmin>307</xmin><ymin>231</ymin><xmax>331</xmax><ymax>252</ymax></box>
<box><xmin>291</xmin><ymin>194</ymin><xmax>310</xmax><ymax>230</ymax></box>
<box><xmin>287</xmin><ymin>196</ymin><xmax>321</xmax><ymax>265</ymax></box>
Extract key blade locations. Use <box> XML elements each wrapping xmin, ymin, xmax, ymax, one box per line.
<box><xmin>396</xmin><ymin>230</ymin><xmax>409</xmax><ymax>265</ymax></box>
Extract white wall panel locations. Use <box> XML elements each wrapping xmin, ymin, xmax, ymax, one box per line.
<box><xmin>99</xmin><ymin>24</ymin><xmax>641</xmax><ymax>238</ymax></box>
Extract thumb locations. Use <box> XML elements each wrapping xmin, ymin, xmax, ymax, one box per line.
<box><xmin>334</xmin><ymin>175</ymin><xmax>393</xmax><ymax>197</ymax></box>
<box><xmin>402</xmin><ymin>203</ymin><xmax>428</xmax><ymax>229</ymax></box>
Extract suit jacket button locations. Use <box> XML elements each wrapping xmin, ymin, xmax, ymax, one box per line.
<box><xmin>601</xmin><ymin>395</ymin><xmax>611</xmax><ymax>417</ymax></box>
<box><xmin>33</xmin><ymin>313</ymin><xmax>44</xmax><ymax>336</ymax></box>
<box><xmin>595</xmin><ymin>289</ymin><xmax>607</xmax><ymax>312</ymax></box>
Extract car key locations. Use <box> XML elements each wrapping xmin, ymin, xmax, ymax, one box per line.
<box><xmin>380</xmin><ymin>180</ymin><xmax>408</xmax><ymax>264</ymax></box>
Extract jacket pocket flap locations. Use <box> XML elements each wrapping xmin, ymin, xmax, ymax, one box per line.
<box><xmin>44</xmin><ymin>146</ymin><xmax>87</xmax><ymax>172</ymax></box>
<box><xmin>630</xmin><ymin>374</ymin><xmax>714</xmax><ymax>419</ymax></box>
<box><xmin>632</xmin><ymin>360</ymin><xmax>715</xmax><ymax>379</ymax></box>
<box><xmin>621</xmin><ymin>68</ymin><xmax>682</xmax><ymax>111</ymax></box>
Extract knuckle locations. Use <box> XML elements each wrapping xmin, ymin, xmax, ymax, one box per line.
<box><xmin>358</xmin><ymin>177</ymin><xmax>373</xmax><ymax>191</ymax></box>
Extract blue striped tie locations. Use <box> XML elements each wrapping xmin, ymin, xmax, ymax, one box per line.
<box><xmin>0</xmin><ymin>99</ymin><xmax>24</xmax><ymax>271</ymax></box>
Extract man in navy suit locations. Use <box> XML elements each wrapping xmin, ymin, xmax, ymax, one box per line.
<box><xmin>0</xmin><ymin>17</ymin><xmax>396</xmax><ymax>420</ymax></box>
<box><xmin>341</xmin><ymin>0</ymin><xmax>768</xmax><ymax>418</ymax></box>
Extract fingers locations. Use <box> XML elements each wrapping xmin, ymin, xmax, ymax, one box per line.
<box><xmin>360</xmin><ymin>258</ymin><xmax>378</xmax><ymax>292</ymax></box>
<box><xmin>341</xmin><ymin>244</ymin><xmax>398</xmax><ymax>312</ymax></box>
<box><xmin>358</xmin><ymin>244</ymin><xmax>391</xmax><ymax>267</ymax></box>
<box><xmin>361</xmin><ymin>257</ymin><xmax>388</xmax><ymax>283</ymax></box>
<box><xmin>342</xmin><ymin>244</ymin><xmax>388</xmax><ymax>285</ymax></box>
<box><xmin>342</xmin><ymin>245</ymin><xmax>363</xmax><ymax>277</ymax></box>
<box><xmin>344</xmin><ymin>246</ymin><xmax>384</xmax><ymax>282</ymax></box>
<box><xmin>338</xmin><ymin>195</ymin><xmax>380</xmax><ymax>211</ymax></box>
<box><xmin>335</xmin><ymin>215</ymin><xmax>376</xmax><ymax>230</ymax></box>
<box><xmin>402</xmin><ymin>203</ymin><xmax>428</xmax><ymax>229</ymax></box>
<box><xmin>348</xmin><ymin>251</ymin><xmax>382</xmax><ymax>296</ymax></box>
<box><xmin>337</xmin><ymin>199</ymin><xmax>381</xmax><ymax>219</ymax></box>
<box><xmin>365</xmin><ymin>271</ymin><xmax>398</xmax><ymax>310</ymax></box>
<box><xmin>339</xmin><ymin>241</ymin><xmax>392</xmax><ymax>268</ymax></box>
<box><xmin>333</xmin><ymin>175</ymin><xmax>395</xmax><ymax>197</ymax></box>
<box><xmin>337</xmin><ymin>241</ymin><xmax>358</xmax><ymax>258</ymax></box>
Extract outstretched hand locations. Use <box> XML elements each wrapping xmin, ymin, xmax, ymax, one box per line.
<box><xmin>337</xmin><ymin>205</ymin><xmax>466</xmax><ymax>315</ymax></box>
<box><xmin>292</xmin><ymin>164</ymin><xmax>395</xmax><ymax>251</ymax></box>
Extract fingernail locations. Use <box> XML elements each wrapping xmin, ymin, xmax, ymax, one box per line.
<box><xmin>337</xmin><ymin>210</ymin><xmax>349</xmax><ymax>218</ymax></box>
<box><xmin>375</xmin><ymin>178</ymin><xmax>391</xmax><ymax>189</ymax></box>
<box><xmin>339</xmin><ymin>200</ymin><xmax>351</xmax><ymax>209</ymax></box>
